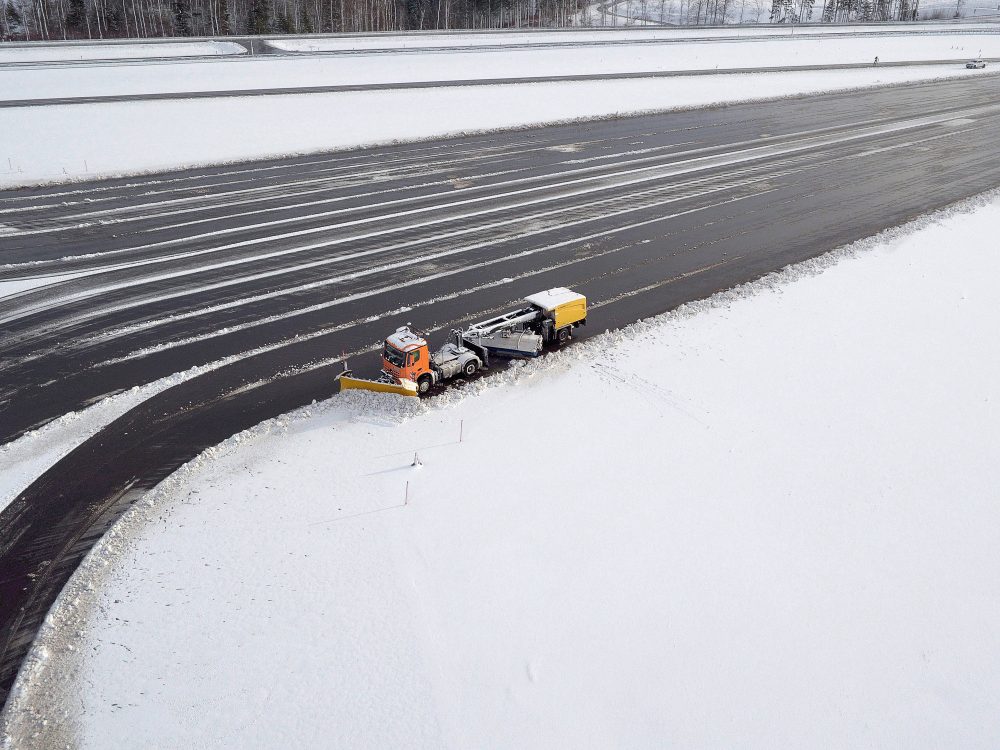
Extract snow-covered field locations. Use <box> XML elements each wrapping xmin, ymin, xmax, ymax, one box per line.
<box><xmin>261</xmin><ymin>30</ymin><xmax>1000</xmax><ymax>73</ymax></box>
<box><xmin>6</xmin><ymin>31</ymin><xmax>997</xmax><ymax>102</ymax></box>
<box><xmin>0</xmin><ymin>40</ymin><xmax>245</xmax><ymax>64</ymax></box>
<box><xmin>2</xmin><ymin>63</ymin><xmax>994</xmax><ymax>187</ymax></box>
<box><xmin>272</xmin><ymin>19</ymin><xmax>958</xmax><ymax>45</ymax></box>
<box><xmin>4</xmin><ymin>191</ymin><xmax>998</xmax><ymax>749</ymax></box>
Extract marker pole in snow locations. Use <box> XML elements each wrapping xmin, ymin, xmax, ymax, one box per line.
<box><xmin>459</xmin><ymin>420</ymin><xmax>464</xmax><ymax>443</ymax></box>
<box><xmin>405</xmin><ymin>482</ymin><xmax>409</xmax><ymax>506</ymax></box>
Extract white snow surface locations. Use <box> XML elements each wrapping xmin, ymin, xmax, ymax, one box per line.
<box><xmin>265</xmin><ymin>22</ymin><xmax>1000</xmax><ymax>51</ymax></box>
<box><xmin>5</xmin><ymin>31</ymin><xmax>998</xmax><ymax>102</ymax></box>
<box><xmin>0</xmin><ymin>41</ymin><xmax>245</xmax><ymax>64</ymax></box>
<box><xmin>1</xmin><ymin>64</ymin><xmax>993</xmax><ymax>187</ymax></box>
<box><xmin>4</xmin><ymin>192</ymin><xmax>999</xmax><ymax>749</ymax></box>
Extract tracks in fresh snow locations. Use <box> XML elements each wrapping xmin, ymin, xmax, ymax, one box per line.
<box><xmin>2</xmin><ymin>75</ymin><xmax>1000</xmax><ymax>706</ymax></box>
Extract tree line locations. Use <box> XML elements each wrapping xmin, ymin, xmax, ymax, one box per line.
<box><xmin>1</xmin><ymin>0</ymin><xmax>936</xmax><ymax>42</ymax></box>
<box><xmin>770</xmin><ymin>0</ymin><xmax>920</xmax><ymax>21</ymax></box>
<box><xmin>2</xmin><ymin>0</ymin><xmax>577</xmax><ymax>39</ymax></box>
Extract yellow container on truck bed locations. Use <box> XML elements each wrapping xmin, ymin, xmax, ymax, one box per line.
<box><xmin>524</xmin><ymin>288</ymin><xmax>587</xmax><ymax>330</ymax></box>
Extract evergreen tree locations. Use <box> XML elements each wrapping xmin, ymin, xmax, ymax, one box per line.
<box><xmin>104</xmin><ymin>2</ymin><xmax>125</xmax><ymax>33</ymax></box>
<box><xmin>4</xmin><ymin>1</ymin><xmax>26</xmax><ymax>38</ymax></box>
<box><xmin>64</xmin><ymin>0</ymin><xmax>88</xmax><ymax>36</ymax></box>
<box><xmin>297</xmin><ymin>1</ymin><xmax>311</xmax><ymax>30</ymax></box>
<box><xmin>173</xmin><ymin>0</ymin><xmax>192</xmax><ymax>34</ymax></box>
<box><xmin>248</xmin><ymin>0</ymin><xmax>270</xmax><ymax>33</ymax></box>
<box><xmin>406</xmin><ymin>0</ymin><xmax>422</xmax><ymax>27</ymax></box>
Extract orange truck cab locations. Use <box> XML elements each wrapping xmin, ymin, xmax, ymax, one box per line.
<box><xmin>381</xmin><ymin>326</ymin><xmax>484</xmax><ymax>393</ymax></box>
<box><xmin>381</xmin><ymin>327</ymin><xmax>431</xmax><ymax>384</ymax></box>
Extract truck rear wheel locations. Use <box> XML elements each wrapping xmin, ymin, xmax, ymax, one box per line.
<box><xmin>463</xmin><ymin>359</ymin><xmax>479</xmax><ymax>377</ymax></box>
<box><xmin>417</xmin><ymin>374</ymin><xmax>433</xmax><ymax>394</ymax></box>
<box><xmin>557</xmin><ymin>327</ymin><xmax>571</xmax><ymax>344</ymax></box>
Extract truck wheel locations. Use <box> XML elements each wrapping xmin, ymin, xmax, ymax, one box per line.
<box><xmin>417</xmin><ymin>375</ymin><xmax>433</xmax><ymax>394</ymax></box>
<box><xmin>463</xmin><ymin>359</ymin><xmax>479</xmax><ymax>377</ymax></box>
<box><xmin>557</xmin><ymin>327</ymin><xmax>571</xmax><ymax>344</ymax></box>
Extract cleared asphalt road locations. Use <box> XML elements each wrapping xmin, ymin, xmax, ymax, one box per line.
<box><xmin>2</xmin><ymin>75</ymin><xmax>1000</xmax><ymax>705</ymax></box>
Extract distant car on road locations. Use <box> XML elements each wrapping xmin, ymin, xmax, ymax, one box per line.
<box><xmin>966</xmin><ymin>59</ymin><xmax>987</xmax><ymax>69</ymax></box>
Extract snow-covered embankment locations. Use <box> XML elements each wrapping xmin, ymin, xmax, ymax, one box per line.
<box><xmin>0</xmin><ymin>41</ymin><xmax>245</xmax><ymax>64</ymax></box>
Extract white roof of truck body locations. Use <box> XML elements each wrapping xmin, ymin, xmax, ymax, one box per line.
<box><xmin>523</xmin><ymin>287</ymin><xmax>585</xmax><ymax>311</ymax></box>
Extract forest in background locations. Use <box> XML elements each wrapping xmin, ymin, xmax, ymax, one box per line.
<box><xmin>0</xmin><ymin>0</ymin><xmax>954</xmax><ymax>44</ymax></box>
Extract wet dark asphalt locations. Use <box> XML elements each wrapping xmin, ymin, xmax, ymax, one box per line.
<box><xmin>2</xmin><ymin>74</ymin><xmax>1000</xmax><ymax>706</ymax></box>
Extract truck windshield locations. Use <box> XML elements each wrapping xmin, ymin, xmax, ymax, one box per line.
<box><xmin>383</xmin><ymin>343</ymin><xmax>406</xmax><ymax>367</ymax></box>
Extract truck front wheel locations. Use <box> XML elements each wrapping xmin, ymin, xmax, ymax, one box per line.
<box><xmin>557</xmin><ymin>327</ymin><xmax>571</xmax><ymax>344</ymax></box>
<box><xmin>417</xmin><ymin>374</ymin><xmax>434</xmax><ymax>394</ymax></box>
<box><xmin>463</xmin><ymin>359</ymin><xmax>480</xmax><ymax>377</ymax></box>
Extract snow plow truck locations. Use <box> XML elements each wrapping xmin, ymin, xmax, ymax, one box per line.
<box><xmin>337</xmin><ymin>287</ymin><xmax>587</xmax><ymax>396</ymax></box>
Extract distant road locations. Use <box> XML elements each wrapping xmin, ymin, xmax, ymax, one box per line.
<box><xmin>2</xmin><ymin>59</ymin><xmax>994</xmax><ymax>107</ymax></box>
<box><xmin>2</xmin><ymin>75</ymin><xmax>1000</xmax><ymax>707</ymax></box>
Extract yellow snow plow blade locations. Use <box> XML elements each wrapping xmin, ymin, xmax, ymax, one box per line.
<box><xmin>337</xmin><ymin>373</ymin><xmax>419</xmax><ymax>397</ymax></box>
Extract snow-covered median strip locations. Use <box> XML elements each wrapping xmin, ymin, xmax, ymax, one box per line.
<box><xmin>0</xmin><ymin>41</ymin><xmax>245</xmax><ymax>65</ymax></box>
<box><xmin>4</xmin><ymin>191</ymin><xmax>999</xmax><ymax>748</ymax></box>
<box><xmin>2</xmin><ymin>64</ymin><xmax>993</xmax><ymax>187</ymax></box>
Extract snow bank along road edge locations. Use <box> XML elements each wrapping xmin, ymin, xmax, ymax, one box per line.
<box><xmin>1</xmin><ymin>75</ymin><xmax>1000</xmax><ymax>708</ymax></box>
